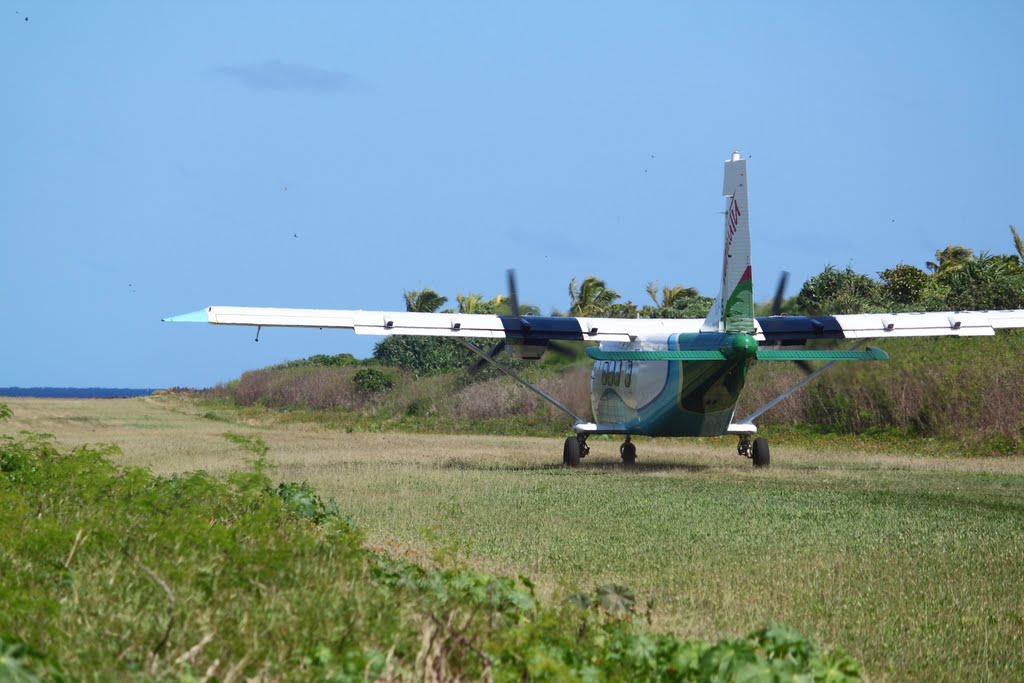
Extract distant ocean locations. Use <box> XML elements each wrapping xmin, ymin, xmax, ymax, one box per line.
<box><xmin>0</xmin><ymin>388</ymin><xmax>159</xmax><ymax>398</ymax></box>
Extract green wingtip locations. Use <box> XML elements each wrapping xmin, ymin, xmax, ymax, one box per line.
<box><xmin>163</xmin><ymin>309</ymin><xmax>210</xmax><ymax>323</ymax></box>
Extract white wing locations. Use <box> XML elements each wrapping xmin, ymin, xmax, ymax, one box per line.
<box><xmin>165</xmin><ymin>306</ymin><xmax>707</xmax><ymax>342</ymax></box>
<box><xmin>754</xmin><ymin>310</ymin><xmax>1024</xmax><ymax>343</ymax></box>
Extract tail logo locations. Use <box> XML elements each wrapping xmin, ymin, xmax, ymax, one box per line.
<box><xmin>725</xmin><ymin>195</ymin><xmax>742</xmax><ymax>249</ymax></box>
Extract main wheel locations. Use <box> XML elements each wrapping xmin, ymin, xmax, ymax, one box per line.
<box><xmin>620</xmin><ymin>441</ymin><xmax>637</xmax><ymax>465</ymax></box>
<box><xmin>563</xmin><ymin>436</ymin><xmax>582</xmax><ymax>467</ymax></box>
<box><xmin>752</xmin><ymin>437</ymin><xmax>770</xmax><ymax>468</ymax></box>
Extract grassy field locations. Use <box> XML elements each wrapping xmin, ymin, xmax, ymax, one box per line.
<box><xmin>5</xmin><ymin>395</ymin><xmax>1024</xmax><ymax>681</ymax></box>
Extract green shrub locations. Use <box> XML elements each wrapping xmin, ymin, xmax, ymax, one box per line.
<box><xmin>274</xmin><ymin>481</ymin><xmax>342</xmax><ymax>525</ymax></box>
<box><xmin>406</xmin><ymin>396</ymin><xmax>433</xmax><ymax>417</ymax></box>
<box><xmin>879</xmin><ymin>263</ymin><xmax>929</xmax><ymax>307</ymax></box>
<box><xmin>273</xmin><ymin>353</ymin><xmax>360</xmax><ymax>369</ymax></box>
<box><xmin>353</xmin><ymin>367</ymin><xmax>396</xmax><ymax>393</ymax></box>
<box><xmin>796</xmin><ymin>265</ymin><xmax>881</xmax><ymax>314</ymax></box>
<box><xmin>373</xmin><ymin>335</ymin><xmax>473</xmax><ymax>376</ymax></box>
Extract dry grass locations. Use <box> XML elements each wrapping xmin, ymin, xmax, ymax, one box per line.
<box><xmin>449</xmin><ymin>366</ymin><xmax>592</xmax><ymax>421</ymax></box>
<box><xmin>740</xmin><ymin>334</ymin><xmax>1024</xmax><ymax>451</ymax></box>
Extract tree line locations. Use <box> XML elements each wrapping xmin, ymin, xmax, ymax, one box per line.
<box><xmin>400</xmin><ymin>228</ymin><xmax>1024</xmax><ymax>318</ymax></box>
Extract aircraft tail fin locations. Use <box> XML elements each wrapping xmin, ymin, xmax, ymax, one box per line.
<box><xmin>702</xmin><ymin>151</ymin><xmax>754</xmax><ymax>334</ymax></box>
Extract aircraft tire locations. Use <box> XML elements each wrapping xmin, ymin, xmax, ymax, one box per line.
<box><xmin>563</xmin><ymin>436</ymin><xmax>582</xmax><ymax>467</ymax></box>
<box><xmin>620</xmin><ymin>441</ymin><xmax>637</xmax><ymax>465</ymax></box>
<box><xmin>752</xmin><ymin>437</ymin><xmax>770</xmax><ymax>468</ymax></box>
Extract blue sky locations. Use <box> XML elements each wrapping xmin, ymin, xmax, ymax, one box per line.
<box><xmin>3</xmin><ymin>2</ymin><xmax>1022</xmax><ymax>388</ymax></box>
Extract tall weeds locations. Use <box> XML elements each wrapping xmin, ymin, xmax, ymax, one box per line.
<box><xmin>210</xmin><ymin>333</ymin><xmax>1024</xmax><ymax>452</ymax></box>
<box><xmin>741</xmin><ymin>334</ymin><xmax>1024</xmax><ymax>452</ymax></box>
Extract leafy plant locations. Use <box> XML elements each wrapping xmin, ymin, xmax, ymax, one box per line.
<box><xmin>795</xmin><ymin>265</ymin><xmax>881</xmax><ymax>314</ymax></box>
<box><xmin>0</xmin><ymin>637</ymin><xmax>68</xmax><ymax>683</ymax></box>
<box><xmin>272</xmin><ymin>353</ymin><xmax>360</xmax><ymax>369</ymax></box>
<box><xmin>274</xmin><ymin>481</ymin><xmax>341</xmax><ymax>525</ymax></box>
<box><xmin>373</xmin><ymin>335</ymin><xmax>473</xmax><ymax>376</ymax></box>
<box><xmin>941</xmin><ymin>252</ymin><xmax>1024</xmax><ymax>310</ymax></box>
<box><xmin>879</xmin><ymin>263</ymin><xmax>929</xmax><ymax>307</ymax></box>
<box><xmin>352</xmin><ymin>367</ymin><xmax>396</xmax><ymax>393</ymax></box>
<box><xmin>222</xmin><ymin>431</ymin><xmax>269</xmax><ymax>457</ymax></box>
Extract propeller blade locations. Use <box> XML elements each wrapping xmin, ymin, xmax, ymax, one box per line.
<box><xmin>769</xmin><ymin>271</ymin><xmax>813</xmax><ymax>375</ymax></box>
<box><xmin>506</xmin><ymin>269</ymin><xmax>521</xmax><ymax>318</ymax></box>
<box><xmin>772</xmin><ymin>271</ymin><xmax>790</xmax><ymax>316</ymax></box>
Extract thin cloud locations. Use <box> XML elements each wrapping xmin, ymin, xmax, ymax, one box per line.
<box><xmin>215</xmin><ymin>60</ymin><xmax>357</xmax><ymax>92</ymax></box>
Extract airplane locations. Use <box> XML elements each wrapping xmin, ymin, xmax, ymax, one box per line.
<box><xmin>165</xmin><ymin>151</ymin><xmax>1024</xmax><ymax>468</ymax></box>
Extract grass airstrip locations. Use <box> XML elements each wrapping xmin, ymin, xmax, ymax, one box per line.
<box><xmin>5</xmin><ymin>395</ymin><xmax>1024</xmax><ymax>681</ymax></box>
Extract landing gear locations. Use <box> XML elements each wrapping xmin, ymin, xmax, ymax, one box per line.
<box><xmin>563</xmin><ymin>434</ymin><xmax>589</xmax><ymax>467</ymax></box>
<box><xmin>752</xmin><ymin>437</ymin><xmax>770</xmax><ymax>468</ymax></box>
<box><xmin>619</xmin><ymin>436</ymin><xmax>637</xmax><ymax>465</ymax></box>
<box><xmin>737</xmin><ymin>434</ymin><xmax>770</xmax><ymax>468</ymax></box>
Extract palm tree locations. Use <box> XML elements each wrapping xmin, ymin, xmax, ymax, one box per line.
<box><xmin>403</xmin><ymin>288</ymin><xmax>448</xmax><ymax>313</ymax></box>
<box><xmin>1010</xmin><ymin>225</ymin><xmax>1023</xmax><ymax>263</ymax></box>
<box><xmin>645</xmin><ymin>280</ymin><xmax>661</xmax><ymax>306</ymax></box>
<box><xmin>644</xmin><ymin>280</ymin><xmax>701</xmax><ymax>312</ymax></box>
<box><xmin>569</xmin><ymin>276</ymin><xmax>620</xmax><ymax>316</ymax></box>
<box><xmin>456</xmin><ymin>292</ymin><xmax>484</xmax><ymax>314</ymax></box>
<box><xmin>926</xmin><ymin>245</ymin><xmax>974</xmax><ymax>275</ymax></box>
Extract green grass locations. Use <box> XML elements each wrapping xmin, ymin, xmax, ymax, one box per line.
<box><xmin>297</xmin><ymin>446</ymin><xmax>1024</xmax><ymax>682</ymax></box>
<box><xmin>0</xmin><ymin>426</ymin><xmax>860</xmax><ymax>682</ymax></box>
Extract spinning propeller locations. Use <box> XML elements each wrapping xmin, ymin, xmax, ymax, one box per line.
<box><xmin>770</xmin><ymin>271</ymin><xmax>814</xmax><ymax>376</ymax></box>
<box><xmin>467</xmin><ymin>270</ymin><xmax>575</xmax><ymax>374</ymax></box>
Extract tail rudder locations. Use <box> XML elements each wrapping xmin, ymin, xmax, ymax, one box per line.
<box><xmin>702</xmin><ymin>151</ymin><xmax>753</xmax><ymax>334</ymax></box>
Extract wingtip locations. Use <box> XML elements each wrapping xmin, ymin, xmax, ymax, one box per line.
<box><xmin>163</xmin><ymin>308</ymin><xmax>210</xmax><ymax>323</ymax></box>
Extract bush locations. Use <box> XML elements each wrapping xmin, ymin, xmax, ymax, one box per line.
<box><xmin>796</xmin><ymin>265</ymin><xmax>881</xmax><ymax>314</ymax></box>
<box><xmin>879</xmin><ymin>264</ymin><xmax>929</xmax><ymax>308</ymax></box>
<box><xmin>274</xmin><ymin>353</ymin><xmax>360</xmax><ymax>369</ymax></box>
<box><xmin>353</xmin><ymin>367</ymin><xmax>395</xmax><ymax>393</ymax></box>
<box><xmin>373</xmin><ymin>335</ymin><xmax>474</xmax><ymax>376</ymax></box>
<box><xmin>941</xmin><ymin>254</ymin><xmax>1024</xmax><ymax>310</ymax></box>
<box><xmin>406</xmin><ymin>396</ymin><xmax>434</xmax><ymax>417</ymax></box>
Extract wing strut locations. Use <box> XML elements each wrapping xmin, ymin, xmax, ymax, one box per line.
<box><xmin>459</xmin><ymin>340</ymin><xmax>587</xmax><ymax>425</ymax></box>
<box><xmin>737</xmin><ymin>340</ymin><xmax>869</xmax><ymax>425</ymax></box>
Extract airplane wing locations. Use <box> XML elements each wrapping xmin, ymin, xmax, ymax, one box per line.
<box><xmin>166</xmin><ymin>306</ymin><xmax>1024</xmax><ymax>344</ymax></box>
<box><xmin>163</xmin><ymin>306</ymin><xmax>706</xmax><ymax>342</ymax></box>
<box><xmin>754</xmin><ymin>310</ymin><xmax>1024</xmax><ymax>343</ymax></box>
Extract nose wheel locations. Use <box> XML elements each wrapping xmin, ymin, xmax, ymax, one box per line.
<box><xmin>619</xmin><ymin>435</ymin><xmax>637</xmax><ymax>465</ymax></box>
<box><xmin>737</xmin><ymin>434</ymin><xmax>770</xmax><ymax>468</ymax></box>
